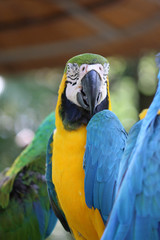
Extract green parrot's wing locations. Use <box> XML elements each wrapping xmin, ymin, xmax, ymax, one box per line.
<box><xmin>0</xmin><ymin>112</ymin><xmax>55</xmax><ymax>208</ymax></box>
<box><xmin>46</xmin><ymin>133</ymin><xmax>71</xmax><ymax>232</ymax></box>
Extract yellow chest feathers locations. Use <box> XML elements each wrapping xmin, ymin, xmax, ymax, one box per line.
<box><xmin>52</xmin><ymin>126</ymin><xmax>104</xmax><ymax>240</ymax></box>
<box><xmin>52</xmin><ymin>126</ymin><xmax>87</xmax><ymax>209</ymax></box>
<box><xmin>52</xmin><ymin>126</ymin><xmax>86</xmax><ymax>174</ymax></box>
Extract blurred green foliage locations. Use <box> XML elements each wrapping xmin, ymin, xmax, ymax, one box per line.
<box><xmin>0</xmin><ymin>69</ymin><xmax>61</xmax><ymax>171</ymax></box>
<box><xmin>108</xmin><ymin>57</ymin><xmax>139</xmax><ymax>131</ymax></box>
<box><xmin>0</xmin><ymin>53</ymin><xmax>158</xmax><ymax>172</ymax></box>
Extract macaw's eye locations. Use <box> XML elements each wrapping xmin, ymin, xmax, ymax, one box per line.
<box><xmin>82</xmin><ymin>67</ymin><xmax>85</xmax><ymax>71</ymax></box>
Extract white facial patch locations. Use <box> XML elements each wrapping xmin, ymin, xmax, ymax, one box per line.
<box><xmin>65</xmin><ymin>62</ymin><xmax>110</xmax><ymax>107</ymax></box>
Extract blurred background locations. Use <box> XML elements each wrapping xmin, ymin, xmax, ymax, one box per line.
<box><xmin>0</xmin><ymin>0</ymin><xmax>160</xmax><ymax>238</ymax></box>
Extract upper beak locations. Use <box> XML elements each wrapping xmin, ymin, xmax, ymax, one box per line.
<box><xmin>77</xmin><ymin>70</ymin><xmax>101</xmax><ymax>116</ymax></box>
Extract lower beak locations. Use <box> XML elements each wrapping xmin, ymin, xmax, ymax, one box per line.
<box><xmin>77</xmin><ymin>70</ymin><xmax>101</xmax><ymax>116</ymax></box>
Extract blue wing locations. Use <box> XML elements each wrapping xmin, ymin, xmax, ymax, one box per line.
<box><xmin>115</xmin><ymin>119</ymin><xmax>142</xmax><ymax>194</ymax></box>
<box><xmin>45</xmin><ymin>133</ymin><xmax>70</xmax><ymax>232</ymax></box>
<box><xmin>102</xmin><ymin>55</ymin><xmax>160</xmax><ymax>240</ymax></box>
<box><xmin>83</xmin><ymin>110</ymin><xmax>127</xmax><ymax>223</ymax></box>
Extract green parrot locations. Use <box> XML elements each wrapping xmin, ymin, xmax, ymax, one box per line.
<box><xmin>0</xmin><ymin>112</ymin><xmax>57</xmax><ymax>240</ymax></box>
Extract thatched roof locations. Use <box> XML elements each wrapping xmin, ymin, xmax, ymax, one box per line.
<box><xmin>0</xmin><ymin>0</ymin><xmax>160</xmax><ymax>72</ymax></box>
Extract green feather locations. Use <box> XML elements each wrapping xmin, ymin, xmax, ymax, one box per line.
<box><xmin>0</xmin><ymin>112</ymin><xmax>55</xmax><ymax>208</ymax></box>
<box><xmin>0</xmin><ymin>112</ymin><xmax>56</xmax><ymax>239</ymax></box>
<box><xmin>64</xmin><ymin>53</ymin><xmax>109</xmax><ymax>72</ymax></box>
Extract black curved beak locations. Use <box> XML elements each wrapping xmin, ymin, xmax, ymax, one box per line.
<box><xmin>77</xmin><ymin>70</ymin><xmax>101</xmax><ymax>116</ymax></box>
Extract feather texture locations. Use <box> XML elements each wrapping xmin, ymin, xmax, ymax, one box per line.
<box><xmin>84</xmin><ymin>110</ymin><xmax>127</xmax><ymax>223</ymax></box>
<box><xmin>0</xmin><ymin>112</ymin><xmax>57</xmax><ymax>239</ymax></box>
<box><xmin>45</xmin><ymin>133</ymin><xmax>70</xmax><ymax>232</ymax></box>
<box><xmin>102</xmin><ymin>54</ymin><xmax>160</xmax><ymax>240</ymax></box>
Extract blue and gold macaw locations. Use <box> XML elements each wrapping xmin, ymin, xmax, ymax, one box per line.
<box><xmin>0</xmin><ymin>113</ymin><xmax>57</xmax><ymax>240</ymax></box>
<box><xmin>101</xmin><ymin>53</ymin><xmax>160</xmax><ymax>240</ymax></box>
<box><xmin>46</xmin><ymin>53</ymin><xmax>127</xmax><ymax>240</ymax></box>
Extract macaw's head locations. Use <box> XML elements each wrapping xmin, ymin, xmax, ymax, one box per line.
<box><xmin>56</xmin><ymin>53</ymin><xmax>112</xmax><ymax>130</ymax></box>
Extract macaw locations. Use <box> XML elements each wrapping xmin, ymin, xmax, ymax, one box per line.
<box><xmin>46</xmin><ymin>53</ymin><xmax>127</xmax><ymax>240</ymax></box>
<box><xmin>0</xmin><ymin>112</ymin><xmax>57</xmax><ymax>240</ymax></box>
<box><xmin>101</xmin><ymin>53</ymin><xmax>160</xmax><ymax>240</ymax></box>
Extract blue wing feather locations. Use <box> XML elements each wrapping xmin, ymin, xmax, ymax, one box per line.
<box><xmin>33</xmin><ymin>201</ymin><xmax>45</xmax><ymax>237</ymax></box>
<box><xmin>45</xmin><ymin>207</ymin><xmax>57</xmax><ymax>238</ymax></box>
<box><xmin>102</xmin><ymin>55</ymin><xmax>160</xmax><ymax>240</ymax></box>
<box><xmin>83</xmin><ymin>110</ymin><xmax>127</xmax><ymax>223</ymax></box>
<box><xmin>116</xmin><ymin>120</ymin><xmax>142</xmax><ymax>194</ymax></box>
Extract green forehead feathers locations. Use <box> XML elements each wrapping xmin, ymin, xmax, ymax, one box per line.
<box><xmin>64</xmin><ymin>53</ymin><xmax>109</xmax><ymax>72</ymax></box>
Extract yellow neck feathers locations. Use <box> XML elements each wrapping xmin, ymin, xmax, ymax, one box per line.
<box><xmin>107</xmin><ymin>77</ymin><xmax>112</xmax><ymax>111</ymax></box>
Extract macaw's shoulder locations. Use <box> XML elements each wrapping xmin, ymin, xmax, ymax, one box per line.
<box><xmin>46</xmin><ymin>133</ymin><xmax>71</xmax><ymax>233</ymax></box>
<box><xmin>83</xmin><ymin>110</ymin><xmax>127</xmax><ymax>223</ymax></box>
<box><xmin>0</xmin><ymin>112</ymin><xmax>55</xmax><ymax>208</ymax></box>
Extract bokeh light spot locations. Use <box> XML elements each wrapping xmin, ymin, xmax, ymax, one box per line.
<box><xmin>0</xmin><ymin>76</ymin><xmax>5</xmax><ymax>95</ymax></box>
<box><xmin>15</xmin><ymin>128</ymin><xmax>35</xmax><ymax>148</ymax></box>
